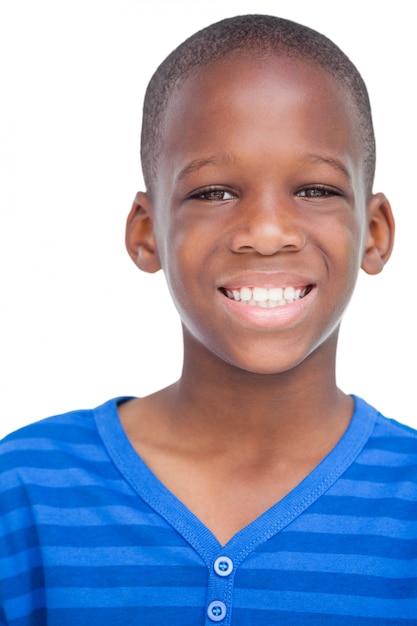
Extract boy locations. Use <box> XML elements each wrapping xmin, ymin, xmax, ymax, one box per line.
<box><xmin>1</xmin><ymin>13</ymin><xmax>415</xmax><ymax>626</ymax></box>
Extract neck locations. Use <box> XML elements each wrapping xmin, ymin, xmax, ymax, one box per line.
<box><xmin>164</xmin><ymin>328</ymin><xmax>352</xmax><ymax>455</ymax></box>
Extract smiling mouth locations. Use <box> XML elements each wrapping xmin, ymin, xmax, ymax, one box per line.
<box><xmin>220</xmin><ymin>285</ymin><xmax>314</xmax><ymax>308</ymax></box>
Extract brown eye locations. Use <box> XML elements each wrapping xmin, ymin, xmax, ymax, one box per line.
<box><xmin>298</xmin><ymin>186</ymin><xmax>338</xmax><ymax>198</ymax></box>
<box><xmin>307</xmin><ymin>188</ymin><xmax>325</xmax><ymax>198</ymax></box>
<box><xmin>196</xmin><ymin>189</ymin><xmax>235</xmax><ymax>201</ymax></box>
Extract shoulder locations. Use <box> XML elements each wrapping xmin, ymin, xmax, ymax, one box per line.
<box><xmin>372</xmin><ymin>408</ymin><xmax>417</xmax><ymax>451</ymax></box>
<box><xmin>352</xmin><ymin>397</ymin><xmax>417</xmax><ymax>486</ymax></box>
<box><xmin>0</xmin><ymin>398</ymin><xmax>134</xmax><ymax>545</ymax></box>
<box><xmin>1</xmin><ymin>405</ymin><xmax>99</xmax><ymax>458</ymax></box>
<box><xmin>374</xmin><ymin>412</ymin><xmax>417</xmax><ymax>471</ymax></box>
<box><xmin>0</xmin><ymin>398</ymin><xmax>125</xmax><ymax>480</ymax></box>
<box><xmin>354</xmin><ymin>395</ymin><xmax>417</xmax><ymax>446</ymax></box>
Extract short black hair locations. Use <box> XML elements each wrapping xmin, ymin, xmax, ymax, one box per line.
<box><xmin>141</xmin><ymin>14</ymin><xmax>375</xmax><ymax>192</ymax></box>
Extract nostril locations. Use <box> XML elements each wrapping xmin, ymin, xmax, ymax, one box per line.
<box><xmin>228</xmin><ymin>214</ymin><xmax>306</xmax><ymax>255</ymax></box>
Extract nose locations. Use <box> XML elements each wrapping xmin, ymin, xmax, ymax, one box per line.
<box><xmin>228</xmin><ymin>195</ymin><xmax>306</xmax><ymax>255</ymax></box>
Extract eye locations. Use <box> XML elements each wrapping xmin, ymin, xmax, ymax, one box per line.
<box><xmin>297</xmin><ymin>185</ymin><xmax>341</xmax><ymax>199</ymax></box>
<box><xmin>192</xmin><ymin>187</ymin><xmax>236</xmax><ymax>202</ymax></box>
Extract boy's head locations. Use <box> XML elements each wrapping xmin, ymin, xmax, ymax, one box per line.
<box><xmin>141</xmin><ymin>14</ymin><xmax>375</xmax><ymax>194</ymax></box>
<box><xmin>126</xmin><ymin>14</ymin><xmax>394</xmax><ymax>375</ymax></box>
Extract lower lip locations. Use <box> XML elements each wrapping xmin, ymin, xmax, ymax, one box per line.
<box><xmin>218</xmin><ymin>288</ymin><xmax>315</xmax><ymax>329</ymax></box>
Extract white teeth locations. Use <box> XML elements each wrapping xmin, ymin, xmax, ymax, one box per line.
<box><xmin>252</xmin><ymin>287</ymin><xmax>268</xmax><ymax>302</ymax></box>
<box><xmin>283</xmin><ymin>286</ymin><xmax>295</xmax><ymax>301</ymax></box>
<box><xmin>269</xmin><ymin>287</ymin><xmax>283</xmax><ymax>301</ymax></box>
<box><xmin>240</xmin><ymin>287</ymin><xmax>252</xmax><ymax>302</ymax></box>
<box><xmin>224</xmin><ymin>286</ymin><xmax>308</xmax><ymax>307</ymax></box>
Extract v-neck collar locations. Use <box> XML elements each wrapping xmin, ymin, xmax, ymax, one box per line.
<box><xmin>95</xmin><ymin>395</ymin><xmax>377</xmax><ymax>568</ymax></box>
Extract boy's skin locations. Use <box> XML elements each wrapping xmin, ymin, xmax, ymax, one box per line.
<box><xmin>121</xmin><ymin>54</ymin><xmax>394</xmax><ymax>546</ymax></box>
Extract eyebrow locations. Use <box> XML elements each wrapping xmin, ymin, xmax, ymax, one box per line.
<box><xmin>302</xmin><ymin>152</ymin><xmax>352</xmax><ymax>182</ymax></box>
<box><xmin>177</xmin><ymin>155</ymin><xmax>225</xmax><ymax>182</ymax></box>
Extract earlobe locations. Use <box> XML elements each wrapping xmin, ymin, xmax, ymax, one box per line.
<box><xmin>125</xmin><ymin>192</ymin><xmax>161</xmax><ymax>274</ymax></box>
<box><xmin>361</xmin><ymin>193</ymin><xmax>395</xmax><ymax>276</ymax></box>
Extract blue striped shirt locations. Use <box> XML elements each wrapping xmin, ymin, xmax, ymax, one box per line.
<box><xmin>1</xmin><ymin>396</ymin><xmax>417</xmax><ymax>625</ymax></box>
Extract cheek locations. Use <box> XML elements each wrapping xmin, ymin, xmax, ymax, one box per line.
<box><xmin>324</xmin><ymin>221</ymin><xmax>365</xmax><ymax>307</ymax></box>
<box><xmin>320</xmin><ymin>206</ymin><xmax>365</xmax><ymax>260</ymax></box>
<box><xmin>158</xmin><ymin>208</ymin><xmax>222</xmax><ymax>274</ymax></box>
<box><xmin>156</xmin><ymin>220</ymin><xmax>206</xmax><ymax>310</ymax></box>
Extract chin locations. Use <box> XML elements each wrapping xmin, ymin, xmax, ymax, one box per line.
<box><xmin>221</xmin><ymin>348</ymin><xmax>312</xmax><ymax>377</ymax></box>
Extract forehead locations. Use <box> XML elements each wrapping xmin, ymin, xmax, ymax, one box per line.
<box><xmin>157</xmin><ymin>54</ymin><xmax>364</xmax><ymax>190</ymax></box>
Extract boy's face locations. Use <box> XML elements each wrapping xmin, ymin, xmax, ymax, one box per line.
<box><xmin>130</xmin><ymin>54</ymin><xmax>392</xmax><ymax>375</ymax></box>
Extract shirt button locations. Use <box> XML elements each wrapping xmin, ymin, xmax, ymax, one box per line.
<box><xmin>214</xmin><ymin>556</ymin><xmax>233</xmax><ymax>577</ymax></box>
<box><xmin>207</xmin><ymin>600</ymin><xmax>227</xmax><ymax>622</ymax></box>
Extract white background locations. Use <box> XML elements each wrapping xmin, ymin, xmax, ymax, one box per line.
<box><xmin>0</xmin><ymin>0</ymin><xmax>415</xmax><ymax>438</ymax></box>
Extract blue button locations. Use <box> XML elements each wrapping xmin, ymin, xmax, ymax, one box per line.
<box><xmin>207</xmin><ymin>600</ymin><xmax>227</xmax><ymax>622</ymax></box>
<box><xmin>214</xmin><ymin>556</ymin><xmax>233</xmax><ymax>577</ymax></box>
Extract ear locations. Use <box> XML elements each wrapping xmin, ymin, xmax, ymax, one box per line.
<box><xmin>361</xmin><ymin>192</ymin><xmax>395</xmax><ymax>275</ymax></box>
<box><xmin>125</xmin><ymin>191</ymin><xmax>161</xmax><ymax>273</ymax></box>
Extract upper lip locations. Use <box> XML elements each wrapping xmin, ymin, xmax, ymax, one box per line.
<box><xmin>218</xmin><ymin>270</ymin><xmax>315</xmax><ymax>290</ymax></box>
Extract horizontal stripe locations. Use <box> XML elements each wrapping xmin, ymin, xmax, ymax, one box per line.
<box><xmin>235</xmin><ymin>569</ymin><xmax>417</xmax><ymax>598</ymax></box>
<box><xmin>308</xmin><ymin>494</ymin><xmax>417</xmax><ymax>519</ymax></box>
<box><xmin>2</xmin><ymin>505</ymin><xmax>165</xmax><ymax>536</ymax></box>
<box><xmin>258</xmin><ymin>531</ymin><xmax>417</xmax><ymax>558</ymax></box>
<box><xmin>0</xmin><ymin>471</ymin><xmax>133</xmax><ymax>496</ymax></box>
<box><xmin>232</xmin><ymin>608</ymin><xmax>417</xmax><ymax>626</ymax></box>
<box><xmin>357</xmin><ymin>449</ymin><xmax>417</xmax><ymax>466</ymax></box>
<box><xmin>0</xmin><ymin>453</ymin><xmax>121</xmax><ymax>478</ymax></box>
<box><xmin>345</xmin><ymin>463</ymin><xmax>417</xmax><ymax>482</ymax></box>
<box><xmin>1</xmin><ymin>417</ymin><xmax>97</xmax><ymax>445</ymax></box>
<box><xmin>1</xmin><ymin>484</ymin><xmax>144</xmax><ymax>515</ymax></box>
<box><xmin>3</xmin><ymin>565</ymin><xmax>208</xmax><ymax>600</ymax></box>
<box><xmin>2</xmin><ymin>587</ymin><xmax>46</xmax><ymax>622</ymax></box>
<box><xmin>328</xmin><ymin>478</ymin><xmax>417</xmax><ymax>499</ymax></box>
<box><xmin>367</xmin><ymin>429</ymin><xmax>417</xmax><ymax>452</ymax></box>
<box><xmin>242</xmin><ymin>550</ymin><xmax>417</xmax><ymax>577</ymax></box>
<box><xmin>8</xmin><ymin>607</ymin><xmax>204</xmax><ymax>626</ymax></box>
<box><xmin>6</xmin><ymin>586</ymin><xmax>206</xmax><ymax>614</ymax></box>
<box><xmin>289</xmin><ymin>513</ymin><xmax>417</xmax><ymax>538</ymax></box>
<box><xmin>233</xmin><ymin>588</ymin><xmax>417</xmax><ymax>618</ymax></box>
<box><xmin>0</xmin><ymin>438</ymin><xmax>105</xmax><ymax>460</ymax></box>
<box><xmin>2</xmin><ymin>567</ymin><xmax>45</xmax><ymax>601</ymax></box>
<box><xmin>2</xmin><ymin>523</ymin><xmax>190</xmax><ymax>558</ymax></box>
<box><xmin>2</xmin><ymin>545</ymin><xmax>202</xmax><ymax>576</ymax></box>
